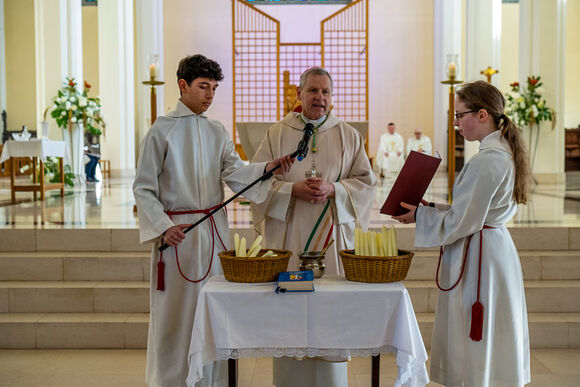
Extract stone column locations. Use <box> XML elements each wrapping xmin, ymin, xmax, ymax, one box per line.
<box><xmin>519</xmin><ymin>0</ymin><xmax>566</xmax><ymax>182</ymax></box>
<box><xmin>98</xmin><ymin>0</ymin><xmax>135</xmax><ymax>176</ymax></box>
<box><xmin>135</xmin><ymin>0</ymin><xmax>164</xmax><ymax>162</ymax></box>
<box><xmin>433</xmin><ymin>0</ymin><xmax>462</xmax><ymax>170</ymax></box>
<box><xmin>34</xmin><ymin>0</ymin><xmax>84</xmax><ymax>182</ymax></box>
<box><xmin>463</xmin><ymin>0</ymin><xmax>502</xmax><ymax>163</ymax></box>
<box><xmin>34</xmin><ymin>0</ymin><xmax>83</xmax><ymax>140</ymax></box>
<box><xmin>60</xmin><ymin>0</ymin><xmax>83</xmax><ymax>85</ymax></box>
<box><xmin>0</xmin><ymin>0</ymin><xmax>6</xmax><ymax>131</ymax></box>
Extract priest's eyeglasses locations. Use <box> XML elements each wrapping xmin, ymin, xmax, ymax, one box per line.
<box><xmin>454</xmin><ymin>110</ymin><xmax>477</xmax><ymax>120</ymax></box>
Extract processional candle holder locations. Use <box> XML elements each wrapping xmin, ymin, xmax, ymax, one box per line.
<box><xmin>142</xmin><ymin>54</ymin><xmax>165</xmax><ymax>125</ymax></box>
<box><xmin>136</xmin><ymin>55</ymin><xmax>165</xmax><ymax>214</ymax></box>
<box><xmin>440</xmin><ymin>54</ymin><xmax>463</xmax><ymax>203</ymax></box>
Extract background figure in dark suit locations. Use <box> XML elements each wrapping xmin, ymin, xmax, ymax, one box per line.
<box><xmin>85</xmin><ymin>132</ymin><xmax>100</xmax><ymax>182</ymax></box>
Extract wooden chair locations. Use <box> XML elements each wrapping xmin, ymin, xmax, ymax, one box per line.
<box><xmin>0</xmin><ymin>144</ymin><xmax>8</xmax><ymax>177</ymax></box>
<box><xmin>565</xmin><ymin>126</ymin><xmax>580</xmax><ymax>171</ymax></box>
<box><xmin>99</xmin><ymin>159</ymin><xmax>111</xmax><ymax>178</ymax></box>
<box><xmin>0</xmin><ymin>145</ymin><xmax>33</xmax><ymax>177</ymax></box>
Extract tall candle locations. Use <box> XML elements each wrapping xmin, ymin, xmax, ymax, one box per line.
<box><xmin>149</xmin><ymin>63</ymin><xmax>158</xmax><ymax>79</ymax></box>
<box><xmin>448</xmin><ymin>62</ymin><xmax>456</xmax><ymax>78</ymax></box>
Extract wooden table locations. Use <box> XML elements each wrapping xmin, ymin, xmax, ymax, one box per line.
<box><xmin>0</xmin><ymin>140</ymin><xmax>66</xmax><ymax>202</ymax></box>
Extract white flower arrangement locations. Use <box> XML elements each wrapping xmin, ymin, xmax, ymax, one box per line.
<box><xmin>49</xmin><ymin>78</ymin><xmax>105</xmax><ymax>136</ymax></box>
<box><xmin>505</xmin><ymin>75</ymin><xmax>553</xmax><ymax>129</ymax></box>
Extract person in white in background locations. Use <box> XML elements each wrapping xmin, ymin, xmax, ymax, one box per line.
<box><xmin>375</xmin><ymin>122</ymin><xmax>404</xmax><ymax>178</ymax></box>
<box><xmin>406</xmin><ymin>127</ymin><xmax>432</xmax><ymax>156</ymax></box>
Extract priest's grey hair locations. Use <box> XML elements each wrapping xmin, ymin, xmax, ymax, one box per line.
<box><xmin>299</xmin><ymin>67</ymin><xmax>333</xmax><ymax>91</ymax></box>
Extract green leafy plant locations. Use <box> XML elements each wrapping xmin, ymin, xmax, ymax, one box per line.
<box><xmin>50</xmin><ymin>78</ymin><xmax>105</xmax><ymax>135</ymax></box>
<box><xmin>44</xmin><ymin>157</ymin><xmax>75</xmax><ymax>187</ymax></box>
<box><xmin>26</xmin><ymin>157</ymin><xmax>75</xmax><ymax>187</ymax></box>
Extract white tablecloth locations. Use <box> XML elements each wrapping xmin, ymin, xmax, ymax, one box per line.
<box><xmin>187</xmin><ymin>275</ymin><xmax>429</xmax><ymax>387</ymax></box>
<box><xmin>0</xmin><ymin>139</ymin><xmax>66</xmax><ymax>163</ymax></box>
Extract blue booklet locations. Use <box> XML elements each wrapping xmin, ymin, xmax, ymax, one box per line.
<box><xmin>275</xmin><ymin>270</ymin><xmax>314</xmax><ymax>293</ymax></box>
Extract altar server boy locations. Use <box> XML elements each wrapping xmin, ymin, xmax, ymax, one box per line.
<box><xmin>133</xmin><ymin>54</ymin><xmax>293</xmax><ymax>387</ymax></box>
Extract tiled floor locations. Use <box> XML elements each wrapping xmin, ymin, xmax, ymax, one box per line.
<box><xmin>0</xmin><ymin>171</ymin><xmax>579</xmax><ymax>229</ymax></box>
<box><xmin>0</xmin><ymin>349</ymin><xmax>578</xmax><ymax>387</ymax></box>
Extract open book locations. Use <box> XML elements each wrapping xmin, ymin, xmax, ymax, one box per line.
<box><xmin>380</xmin><ymin>151</ymin><xmax>442</xmax><ymax>216</ymax></box>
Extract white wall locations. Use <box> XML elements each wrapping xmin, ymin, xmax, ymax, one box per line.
<box><xmin>255</xmin><ymin>4</ymin><xmax>342</xmax><ymax>43</ymax></box>
<box><xmin>163</xmin><ymin>0</ymin><xmax>233</xmax><ymax>127</ymax></box>
<box><xmin>368</xmin><ymin>0</ymin><xmax>434</xmax><ymax>157</ymax></box>
<box><xmin>499</xmin><ymin>3</ymin><xmax>519</xmax><ymax>95</ymax></box>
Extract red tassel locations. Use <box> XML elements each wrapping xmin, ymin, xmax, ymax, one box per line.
<box><xmin>157</xmin><ymin>260</ymin><xmax>165</xmax><ymax>291</ymax></box>
<box><xmin>469</xmin><ymin>301</ymin><xmax>484</xmax><ymax>341</ymax></box>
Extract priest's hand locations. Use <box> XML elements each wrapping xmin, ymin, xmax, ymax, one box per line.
<box><xmin>292</xmin><ymin>179</ymin><xmax>322</xmax><ymax>204</ymax></box>
<box><xmin>392</xmin><ymin>202</ymin><xmax>417</xmax><ymax>224</ymax></box>
<box><xmin>266</xmin><ymin>155</ymin><xmax>295</xmax><ymax>176</ymax></box>
<box><xmin>306</xmin><ymin>177</ymin><xmax>335</xmax><ymax>202</ymax></box>
<box><xmin>162</xmin><ymin>224</ymin><xmax>192</xmax><ymax>247</ymax></box>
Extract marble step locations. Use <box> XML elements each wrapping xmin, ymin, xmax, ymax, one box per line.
<box><xmin>407</xmin><ymin>250</ymin><xmax>580</xmax><ymax>280</ymax></box>
<box><xmin>403</xmin><ymin>280</ymin><xmax>580</xmax><ymax>313</ymax></box>
<box><xmin>0</xmin><ymin>252</ymin><xmax>151</xmax><ymax>281</ymax></box>
<box><xmin>0</xmin><ymin>229</ymin><xmax>148</xmax><ymax>252</ymax></box>
<box><xmin>0</xmin><ymin>281</ymin><xmax>150</xmax><ymax>313</ymax></box>
<box><xmin>0</xmin><ymin>313</ymin><xmax>148</xmax><ymax>349</ymax></box>
<box><xmin>1</xmin><ymin>280</ymin><xmax>579</xmax><ymax>314</ymax></box>
<box><xmin>415</xmin><ymin>313</ymin><xmax>580</xmax><ymax>350</ymax></box>
<box><xmin>0</xmin><ymin>227</ymin><xmax>579</xmax><ymax>253</ymax></box>
<box><xmin>0</xmin><ymin>312</ymin><xmax>578</xmax><ymax>349</ymax></box>
<box><xmin>1</xmin><ymin>250</ymin><xmax>579</xmax><ymax>281</ymax></box>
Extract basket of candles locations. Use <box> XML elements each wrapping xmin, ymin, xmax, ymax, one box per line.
<box><xmin>339</xmin><ymin>227</ymin><xmax>413</xmax><ymax>283</ymax></box>
<box><xmin>218</xmin><ymin>234</ymin><xmax>291</xmax><ymax>283</ymax></box>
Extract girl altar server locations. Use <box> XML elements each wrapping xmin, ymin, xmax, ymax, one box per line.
<box><xmin>394</xmin><ymin>80</ymin><xmax>531</xmax><ymax>386</ymax></box>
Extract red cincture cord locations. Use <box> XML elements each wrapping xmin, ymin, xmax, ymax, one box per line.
<box><xmin>158</xmin><ymin>205</ymin><xmax>227</xmax><ymax>289</ymax></box>
<box><xmin>435</xmin><ymin>225</ymin><xmax>494</xmax><ymax>341</ymax></box>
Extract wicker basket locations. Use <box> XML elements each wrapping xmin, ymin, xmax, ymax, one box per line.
<box><xmin>339</xmin><ymin>249</ymin><xmax>414</xmax><ymax>283</ymax></box>
<box><xmin>218</xmin><ymin>249</ymin><xmax>292</xmax><ymax>283</ymax></box>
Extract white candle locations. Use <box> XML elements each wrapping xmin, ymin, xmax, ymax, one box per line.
<box><xmin>149</xmin><ymin>63</ymin><xmax>158</xmax><ymax>79</ymax></box>
<box><xmin>448</xmin><ymin>62</ymin><xmax>456</xmax><ymax>78</ymax></box>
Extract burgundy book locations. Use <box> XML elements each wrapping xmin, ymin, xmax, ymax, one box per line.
<box><xmin>380</xmin><ymin>150</ymin><xmax>442</xmax><ymax>216</ymax></box>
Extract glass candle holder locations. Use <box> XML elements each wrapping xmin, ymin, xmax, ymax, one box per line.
<box><xmin>446</xmin><ymin>54</ymin><xmax>459</xmax><ymax>80</ymax></box>
<box><xmin>147</xmin><ymin>54</ymin><xmax>160</xmax><ymax>81</ymax></box>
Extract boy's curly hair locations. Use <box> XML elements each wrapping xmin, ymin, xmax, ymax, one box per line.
<box><xmin>176</xmin><ymin>54</ymin><xmax>224</xmax><ymax>84</ymax></box>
